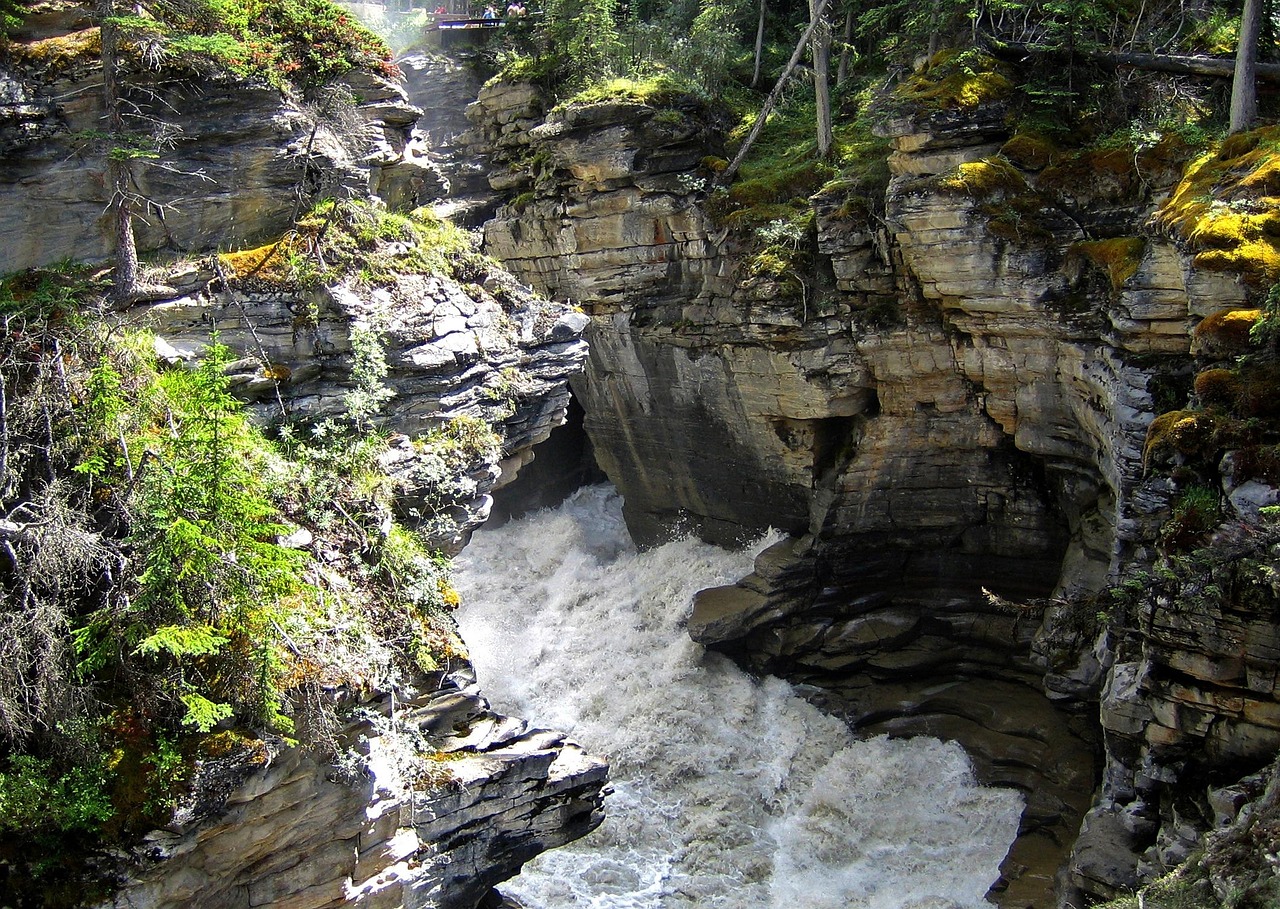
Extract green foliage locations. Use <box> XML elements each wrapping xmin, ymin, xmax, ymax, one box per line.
<box><xmin>0</xmin><ymin>265</ymin><xmax>95</xmax><ymax>322</ymax></box>
<box><xmin>344</xmin><ymin>325</ymin><xmax>396</xmax><ymax>429</ymax></box>
<box><xmin>1250</xmin><ymin>283</ymin><xmax>1280</xmax><ymax>352</ymax></box>
<box><xmin>375</xmin><ymin>526</ymin><xmax>461</xmax><ymax>672</ymax></box>
<box><xmin>540</xmin><ymin>0</ymin><xmax>622</xmax><ymax>88</ymax></box>
<box><xmin>156</xmin><ymin>0</ymin><xmax>396</xmax><ymax>88</ymax></box>
<box><xmin>72</xmin><ymin>340</ymin><xmax>308</xmax><ymax>734</ymax></box>
<box><xmin>687</xmin><ymin>0</ymin><xmax>738</xmax><ymax>95</ymax></box>
<box><xmin>0</xmin><ymin>755</ymin><xmax>113</xmax><ymax>836</ymax></box>
<box><xmin>1161</xmin><ymin>485</ymin><xmax>1222</xmax><ymax>551</ymax></box>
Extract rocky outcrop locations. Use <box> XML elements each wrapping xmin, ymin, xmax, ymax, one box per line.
<box><xmin>1</xmin><ymin>12</ymin><xmax>606</xmax><ymax>906</ymax></box>
<box><xmin>0</xmin><ymin>1</ymin><xmax>437</xmax><ymax>272</ymax></box>
<box><xmin>100</xmin><ymin>669</ymin><xmax>607</xmax><ymax>909</ymax></box>
<box><xmin>476</xmin><ymin>90</ymin><xmax>726</xmax><ymax>310</ymax></box>
<box><xmin>130</xmin><ymin>241</ymin><xmax>588</xmax><ymax>550</ymax></box>
<box><xmin>467</xmin><ymin>77</ymin><xmax>1280</xmax><ymax>906</ymax></box>
<box><xmin>78</xmin><ymin>232</ymin><xmax>602</xmax><ymax>908</ymax></box>
<box><xmin>397</xmin><ymin>54</ymin><xmax>489</xmax><ymax>219</ymax></box>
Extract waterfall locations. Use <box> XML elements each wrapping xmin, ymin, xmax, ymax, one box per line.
<box><xmin>454</xmin><ymin>485</ymin><xmax>1023</xmax><ymax>909</ymax></box>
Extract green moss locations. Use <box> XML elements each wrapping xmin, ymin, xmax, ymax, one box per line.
<box><xmin>220</xmin><ymin>200</ymin><xmax>476</xmax><ymax>291</ymax></box>
<box><xmin>895</xmin><ymin>51</ymin><xmax>1013</xmax><ymax>111</ymax></box>
<box><xmin>1193</xmin><ymin>308</ymin><xmax>1263</xmax><ymax>355</ymax></box>
<box><xmin>1153</xmin><ymin>125</ymin><xmax>1280</xmax><ymax>285</ymax></box>
<box><xmin>1194</xmin><ymin>367</ymin><xmax>1241</xmax><ymax>407</ymax></box>
<box><xmin>509</xmin><ymin>191</ymin><xmax>536</xmax><ymax>214</ymax></box>
<box><xmin>558</xmin><ymin>73</ymin><xmax>691</xmax><ymax>109</ymax></box>
<box><xmin>934</xmin><ymin>156</ymin><xmax>1059</xmax><ymax>245</ymax></box>
<box><xmin>937</xmin><ymin>157</ymin><xmax>1028</xmax><ymax>198</ymax></box>
<box><xmin>1143</xmin><ymin>409</ymin><xmax>1222</xmax><ymax>470</ymax></box>
<box><xmin>999</xmin><ymin>132</ymin><xmax>1059</xmax><ymax>171</ymax></box>
<box><xmin>1073</xmin><ymin>237</ymin><xmax>1146</xmax><ymax>290</ymax></box>
<box><xmin>10</xmin><ymin>27</ymin><xmax>101</xmax><ymax>74</ymax></box>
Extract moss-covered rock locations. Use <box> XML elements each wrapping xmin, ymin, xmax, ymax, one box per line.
<box><xmin>1153</xmin><ymin>126</ymin><xmax>1280</xmax><ymax>285</ymax></box>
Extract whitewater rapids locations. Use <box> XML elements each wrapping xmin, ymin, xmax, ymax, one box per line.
<box><xmin>454</xmin><ymin>485</ymin><xmax>1022</xmax><ymax>909</ymax></box>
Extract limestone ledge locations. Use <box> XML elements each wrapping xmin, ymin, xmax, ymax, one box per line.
<box><xmin>0</xmin><ymin>3</ymin><xmax>440</xmax><ymax>271</ymax></box>
<box><xmin>130</xmin><ymin>258</ymin><xmax>588</xmax><ymax>550</ymax></box>
<box><xmin>97</xmin><ymin>674</ymin><xmax>608</xmax><ymax>909</ymax></box>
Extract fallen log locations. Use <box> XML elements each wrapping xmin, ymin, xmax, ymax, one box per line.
<box><xmin>992</xmin><ymin>41</ymin><xmax>1280</xmax><ymax>83</ymax></box>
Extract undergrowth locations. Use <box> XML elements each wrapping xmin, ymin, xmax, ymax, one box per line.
<box><xmin>0</xmin><ymin>267</ymin><xmax>477</xmax><ymax>901</ymax></box>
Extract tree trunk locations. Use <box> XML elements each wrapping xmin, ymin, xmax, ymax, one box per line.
<box><xmin>991</xmin><ymin>41</ymin><xmax>1280</xmax><ymax>82</ymax></box>
<box><xmin>751</xmin><ymin>0</ymin><xmax>766</xmax><ymax>88</ymax></box>
<box><xmin>719</xmin><ymin>0</ymin><xmax>831</xmax><ymax>185</ymax></box>
<box><xmin>810</xmin><ymin>0</ymin><xmax>832</xmax><ymax>159</ymax></box>
<box><xmin>1231</xmin><ymin>0</ymin><xmax>1263</xmax><ymax>133</ymax></box>
<box><xmin>836</xmin><ymin>4</ymin><xmax>853</xmax><ymax>85</ymax></box>
<box><xmin>97</xmin><ymin>0</ymin><xmax>139</xmax><ymax>301</ymax></box>
<box><xmin>926</xmin><ymin>0</ymin><xmax>941</xmax><ymax>58</ymax></box>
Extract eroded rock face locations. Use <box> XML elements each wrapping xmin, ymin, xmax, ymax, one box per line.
<box><xmin>132</xmin><ymin>252</ymin><xmax>588</xmax><ymax>551</ymax></box>
<box><xmin>2</xmin><ymin>19</ymin><xmax>605</xmax><ymax>906</ymax></box>
<box><xmin>99</xmin><ymin>671</ymin><xmax>607</xmax><ymax>909</ymax></box>
<box><xmin>0</xmin><ymin>3</ymin><xmax>435</xmax><ymax>271</ymax></box>
<box><xmin>466</xmin><ymin>81</ymin><xmax>1274</xmax><ymax>905</ymax></box>
<box><xmin>91</xmin><ymin>250</ymin><xmax>599</xmax><ymax>909</ymax></box>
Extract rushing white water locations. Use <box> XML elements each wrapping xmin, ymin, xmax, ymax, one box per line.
<box><xmin>454</xmin><ymin>485</ymin><xmax>1023</xmax><ymax>909</ymax></box>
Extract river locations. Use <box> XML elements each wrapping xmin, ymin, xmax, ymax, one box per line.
<box><xmin>454</xmin><ymin>484</ymin><xmax>1022</xmax><ymax>909</ymax></box>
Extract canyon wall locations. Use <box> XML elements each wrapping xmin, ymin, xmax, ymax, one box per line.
<box><xmin>0</xmin><ymin>10</ymin><xmax>606</xmax><ymax>905</ymax></box>
<box><xmin>467</xmin><ymin>77</ymin><xmax>1280</xmax><ymax>905</ymax></box>
<box><xmin>0</xmin><ymin>1</ymin><xmax>442</xmax><ymax>272</ymax></box>
<box><xmin>100</xmin><ymin>670</ymin><xmax>606</xmax><ymax>909</ymax></box>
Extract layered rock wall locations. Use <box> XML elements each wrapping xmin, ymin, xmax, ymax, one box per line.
<box><xmin>0</xmin><ymin>19</ymin><xmax>606</xmax><ymax>904</ymax></box>
<box><xmin>466</xmin><ymin>78</ymin><xmax>1280</xmax><ymax>905</ymax></box>
<box><xmin>0</xmin><ymin>2</ymin><xmax>440</xmax><ymax>271</ymax></box>
<box><xmin>101</xmin><ymin>671</ymin><xmax>607</xmax><ymax>909</ymax></box>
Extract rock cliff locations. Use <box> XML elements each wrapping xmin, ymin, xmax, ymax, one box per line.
<box><xmin>466</xmin><ymin>74</ymin><xmax>1280</xmax><ymax>906</ymax></box>
<box><xmin>0</xmin><ymin>9</ymin><xmax>606</xmax><ymax>905</ymax></box>
<box><xmin>80</xmin><ymin>198</ymin><xmax>601</xmax><ymax>907</ymax></box>
<box><xmin>100</xmin><ymin>669</ymin><xmax>606</xmax><ymax>909</ymax></box>
<box><xmin>0</xmin><ymin>1</ymin><xmax>440</xmax><ymax>272</ymax></box>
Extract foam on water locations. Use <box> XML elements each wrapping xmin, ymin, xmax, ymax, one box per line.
<box><xmin>454</xmin><ymin>485</ymin><xmax>1022</xmax><ymax>909</ymax></box>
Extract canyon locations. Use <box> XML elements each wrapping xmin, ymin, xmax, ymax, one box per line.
<box><xmin>3</xmin><ymin>6</ymin><xmax>1280</xmax><ymax>907</ymax></box>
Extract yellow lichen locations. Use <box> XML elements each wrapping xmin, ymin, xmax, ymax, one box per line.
<box><xmin>1073</xmin><ymin>237</ymin><xmax>1146</xmax><ymax>290</ymax></box>
<box><xmin>1153</xmin><ymin>125</ymin><xmax>1280</xmax><ymax>284</ymax></box>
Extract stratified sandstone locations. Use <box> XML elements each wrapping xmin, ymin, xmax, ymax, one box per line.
<box><xmin>466</xmin><ymin>76</ymin><xmax>1280</xmax><ymax>906</ymax></box>
<box><xmin>99</xmin><ymin>671</ymin><xmax>607</xmax><ymax>909</ymax></box>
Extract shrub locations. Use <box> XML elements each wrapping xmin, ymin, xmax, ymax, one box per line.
<box><xmin>0</xmin><ymin>755</ymin><xmax>112</xmax><ymax>836</ymax></box>
<box><xmin>160</xmin><ymin>0</ymin><xmax>396</xmax><ymax>88</ymax></box>
<box><xmin>1160</xmin><ymin>485</ymin><xmax>1221</xmax><ymax>551</ymax></box>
